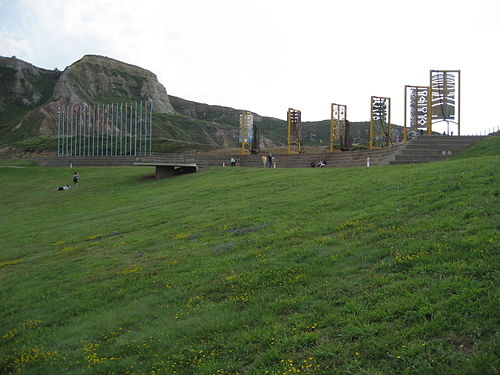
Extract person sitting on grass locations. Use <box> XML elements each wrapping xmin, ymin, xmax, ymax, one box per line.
<box><xmin>52</xmin><ymin>185</ymin><xmax>72</xmax><ymax>192</ymax></box>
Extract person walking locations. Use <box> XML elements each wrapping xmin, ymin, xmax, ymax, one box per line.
<box><xmin>73</xmin><ymin>171</ymin><xmax>80</xmax><ymax>187</ymax></box>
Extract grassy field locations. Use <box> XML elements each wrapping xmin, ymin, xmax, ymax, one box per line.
<box><xmin>0</xmin><ymin>140</ymin><xmax>499</xmax><ymax>375</ymax></box>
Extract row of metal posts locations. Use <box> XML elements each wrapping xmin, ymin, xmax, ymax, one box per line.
<box><xmin>57</xmin><ymin>101</ymin><xmax>153</xmax><ymax>156</ymax></box>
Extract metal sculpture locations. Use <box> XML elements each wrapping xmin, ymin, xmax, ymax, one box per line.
<box><xmin>57</xmin><ymin>101</ymin><xmax>153</xmax><ymax>156</ymax></box>
<box><xmin>370</xmin><ymin>96</ymin><xmax>391</xmax><ymax>149</ymax></box>
<box><xmin>404</xmin><ymin>85</ymin><xmax>431</xmax><ymax>141</ymax></box>
<box><xmin>430</xmin><ymin>70</ymin><xmax>460</xmax><ymax>135</ymax></box>
<box><xmin>330</xmin><ymin>103</ymin><xmax>350</xmax><ymax>151</ymax></box>
<box><xmin>287</xmin><ymin>108</ymin><xmax>304</xmax><ymax>154</ymax></box>
<box><xmin>239</xmin><ymin>111</ymin><xmax>254</xmax><ymax>155</ymax></box>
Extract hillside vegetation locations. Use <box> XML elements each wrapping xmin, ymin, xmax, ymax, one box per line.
<box><xmin>0</xmin><ymin>140</ymin><xmax>498</xmax><ymax>374</ymax></box>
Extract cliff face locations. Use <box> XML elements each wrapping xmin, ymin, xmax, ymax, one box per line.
<box><xmin>54</xmin><ymin>55</ymin><xmax>174</xmax><ymax>113</ymax></box>
<box><xmin>0</xmin><ymin>56</ymin><xmax>61</xmax><ymax>142</ymax></box>
<box><xmin>0</xmin><ymin>55</ymin><xmax>175</xmax><ymax>145</ymax></box>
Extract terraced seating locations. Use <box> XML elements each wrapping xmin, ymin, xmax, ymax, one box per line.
<box><xmin>390</xmin><ymin>135</ymin><xmax>485</xmax><ymax>165</ymax></box>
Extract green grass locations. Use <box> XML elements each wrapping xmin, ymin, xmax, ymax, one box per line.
<box><xmin>450</xmin><ymin>136</ymin><xmax>500</xmax><ymax>159</ymax></box>
<box><xmin>0</xmin><ymin>147</ymin><xmax>499</xmax><ymax>374</ymax></box>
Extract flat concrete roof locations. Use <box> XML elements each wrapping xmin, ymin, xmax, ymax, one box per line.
<box><xmin>133</xmin><ymin>162</ymin><xmax>197</xmax><ymax>167</ymax></box>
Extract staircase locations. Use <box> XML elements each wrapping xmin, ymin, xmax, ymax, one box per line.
<box><xmin>389</xmin><ymin>135</ymin><xmax>485</xmax><ymax>165</ymax></box>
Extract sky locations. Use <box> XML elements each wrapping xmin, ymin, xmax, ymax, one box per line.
<box><xmin>1</xmin><ymin>0</ymin><xmax>499</xmax><ymax>135</ymax></box>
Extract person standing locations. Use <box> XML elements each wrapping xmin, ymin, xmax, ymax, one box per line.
<box><xmin>261</xmin><ymin>155</ymin><xmax>267</xmax><ymax>168</ymax></box>
<box><xmin>73</xmin><ymin>171</ymin><xmax>80</xmax><ymax>187</ymax></box>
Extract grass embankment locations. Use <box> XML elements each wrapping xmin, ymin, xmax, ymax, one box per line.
<box><xmin>0</xmin><ymin>142</ymin><xmax>499</xmax><ymax>374</ymax></box>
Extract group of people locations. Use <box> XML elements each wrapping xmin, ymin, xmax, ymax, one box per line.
<box><xmin>229</xmin><ymin>156</ymin><xmax>240</xmax><ymax>167</ymax></box>
<box><xmin>229</xmin><ymin>154</ymin><xmax>276</xmax><ymax>168</ymax></box>
<box><xmin>53</xmin><ymin>171</ymin><xmax>79</xmax><ymax>191</ymax></box>
<box><xmin>311</xmin><ymin>160</ymin><xmax>327</xmax><ymax>168</ymax></box>
<box><xmin>261</xmin><ymin>153</ymin><xmax>276</xmax><ymax>168</ymax></box>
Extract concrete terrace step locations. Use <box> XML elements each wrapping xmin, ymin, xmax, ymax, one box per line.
<box><xmin>34</xmin><ymin>143</ymin><xmax>404</xmax><ymax>169</ymax></box>
<box><xmin>388</xmin><ymin>135</ymin><xmax>486</xmax><ymax>165</ymax></box>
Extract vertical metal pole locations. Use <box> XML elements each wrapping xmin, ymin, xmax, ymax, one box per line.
<box><xmin>120</xmin><ymin>103</ymin><xmax>123</xmax><ymax>156</ymax></box>
<box><xmin>93</xmin><ymin>104</ymin><xmax>96</xmax><ymax>156</ymax></box>
<box><xmin>134</xmin><ymin>101</ymin><xmax>138</xmax><ymax>156</ymax></box>
<box><xmin>76</xmin><ymin>105</ymin><xmax>79</xmax><ymax>155</ymax></box>
<box><xmin>97</xmin><ymin>104</ymin><xmax>104</xmax><ymax>156</ymax></box>
<box><xmin>82</xmin><ymin>105</ymin><xmax>86</xmax><ymax>156</ymax></box>
<box><xmin>458</xmin><ymin>70</ymin><xmax>461</xmax><ymax>136</ymax></box>
<box><xmin>75</xmin><ymin>105</ymin><xmax>78</xmax><ymax>156</ymax></box>
<box><xmin>74</xmin><ymin>105</ymin><xmax>77</xmax><ymax>156</ymax></box>
<box><xmin>149</xmin><ymin>100</ymin><xmax>153</xmax><ymax>155</ymax></box>
<box><xmin>84</xmin><ymin>105</ymin><xmax>87</xmax><ymax>156</ymax></box>
<box><xmin>87</xmin><ymin>105</ymin><xmax>92</xmax><ymax>156</ymax></box>
<box><xmin>70</xmin><ymin>104</ymin><xmax>75</xmax><ymax>156</ymax></box>
<box><xmin>77</xmin><ymin>106</ymin><xmax>80</xmax><ymax>155</ymax></box>
<box><xmin>101</xmin><ymin>105</ymin><xmax>105</xmax><ymax>156</ymax></box>
<box><xmin>118</xmin><ymin>102</ymin><xmax>121</xmax><ymax>155</ymax></box>
<box><xmin>330</xmin><ymin>104</ymin><xmax>334</xmax><ymax>153</ymax></box>
<box><xmin>78</xmin><ymin>105</ymin><xmax>82</xmax><ymax>156</ymax></box>
<box><xmin>369</xmin><ymin>97</ymin><xmax>374</xmax><ymax>149</ymax></box>
<box><xmin>124</xmin><ymin>102</ymin><xmax>128</xmax><ymax>155</ymax></box>
<box><xmin>130</xmin><ymin>102</ymin><xmax>133</xmax><ymax>156</ymax></box>
<box><xmin>60</xmin><ymin>107</ymin><xmax>63</xmax><ymax>156</ymax></box>
<box><xmin>388</xmin><ymin>98</ymin><xmax>392</xmax><ymax>146</ymax></box>
<box><xmin>287</xmin><ymin>109</ymin><xmax>291</xmax><ymax>154</ymax></box>
<box><xmin>112</xmin><ymin>103</ymin><xmax>118</xmax><ymax>155</ymax></box>
<box><xmin>344</xmin><ymin>105</ymin><xmax>347</xmax><ymax>149</ymax></box>
<box><xmin>139</xmin><ymin>101</ymin><xmax>143</xmax><ymax>155</ymax></box>
<box><xmin>68</xmin><ymin>106</ymin><xmax>71</xmax><ymax>156</ymax></box>
<box><xmin>106</xmin><ymin>104</ymin><xmax>109</xmax><ymax>156</ymax></box>
<box><xmin>57</xmin><ymin>107</ymin><xmax>60</xmax><ymax>156</ymax></box>
<box><xmin>143</xmin><ymin>101</ymin><xmax>147</xmax><ymax>153</ymax></box>
<box><xmin>426</xmin><ymin>86</ymin><xmax>431</xmax><ymax>135</ymax></box>
<box><xmin>240</xmin><ymin>111</ymin><xmax>246</xmax><ymax>155</ymax></box>
<box><xmin>93</xmin><ymin>105</ymin><xmax>96</xmax><ymax>156</ymax></box>
<box><xmin>66</xmin><ymin>106</ymin><xmax>69</xmax><ymax>156</ymax></box>
<box><xmin>97</xmin><ymin>104</ymin><xmax>101</xmax><ymax>156</ymax></box>
<box><xmin>100</xmin><ymin>104</ymin><xmax>103</xmax><ymax>156</ymax></box>
<box><xmin>404</xmin><ymin>86</ymin><xmax>408</xmax><ymax>142</ymax></box>
<box><xmin>110</xmin><ymin>103</ymin><xmax>114</xmax><ymax>156</ymax></box>
<box><xmin>429</xmin><ymin>70</ymin><xmax>433</xmax><ymax>135</ymax></box>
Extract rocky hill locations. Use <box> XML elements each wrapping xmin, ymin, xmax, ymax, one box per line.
<box><xmin>1</xmin><ymin>55</ymin><xmax>272</xmax><ymax>153</ymax></box>
<box><xmin>0</xmin><ymin>54</ymin><xmax>398</xmax><ymax>155</ymax></box>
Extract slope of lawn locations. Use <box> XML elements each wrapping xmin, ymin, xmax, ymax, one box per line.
<box><xmin>450</xmin><ymin>135</ymin><xmax>500</xmax><ymax>159</ymax></box>
<box><xmin>0</xmin><ymin>145</ymin><xmax>498</xmax><ymax>374</ymax></box>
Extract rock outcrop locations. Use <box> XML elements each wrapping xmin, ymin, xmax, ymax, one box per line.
<box><xmin>54</xmin><ymin>55</ymin><xmax>174</xmax><ymax>113</ymax></box>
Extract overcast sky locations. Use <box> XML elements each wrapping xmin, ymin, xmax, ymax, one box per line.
<box><xmin>1</xmin><ymin>0</ymin><xmax>499</xmax><ymax>134</ymax></box>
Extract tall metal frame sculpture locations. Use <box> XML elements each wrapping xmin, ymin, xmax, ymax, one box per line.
<box><xmin>239</xmin><ymin>111</ymin><xmax>254</xmax><ymax>155</ymax></box>
<box><xmin>430</xmin><ymin>70</ymin><xmax>460</xmax><ymax>135</ymax></box>
<box><xmin>251</xmin><ymin>125</ymin><xmax>260</xmax><ymax>155</ymax></box>
<box><xmin>57</xmin><ymin>100</ymin><xmax>153</xmax><ymax>156</ymax></box>
<box><xmin>330</xmin><ymin>103</ymin><xmax>348</xmax><ymax>152</ymax></box>
<box><xmin>370</xmin><ymin>96</ymin><xmax>391</xmax><ymax>149</ymax></box>
<box><xmin>287</xmin><ymin>108</ymin><xmax>304</xmax><ymax>154</ymax></box>
<box><xmin>404</xmin><ymin>85</ymin><xmax>431</xmax><ymax>141</ymax></box>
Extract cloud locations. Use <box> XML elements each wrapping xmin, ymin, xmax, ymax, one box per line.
<box><xmin>1</xmin><ymin>0</ymin><xmax>499</xmax><ymax>133</ymax></box>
